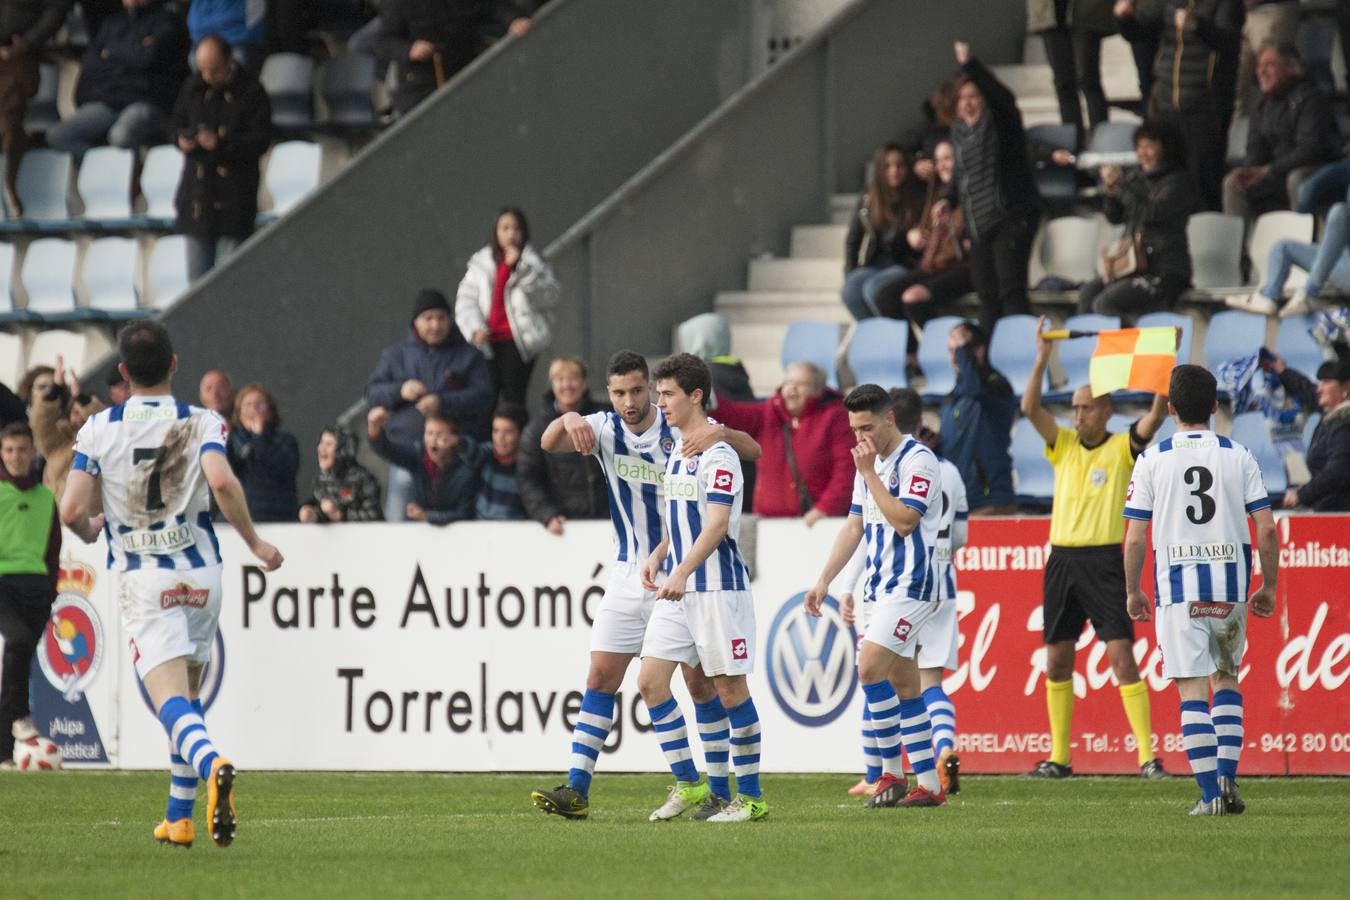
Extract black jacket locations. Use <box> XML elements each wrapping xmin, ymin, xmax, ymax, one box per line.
<box><xmin>1119</xmin><ymin>0</ymin><xmax>1243</xmax><ymax>114</ymax></box>
<box><xmin>1246</xmin><ymin>76</ymin><xmax>1341</xmax><ymax>183</ymax></box>
<box><xmin>0</xmin><ymin>0</ymin><xmax>71</xmax><ymax>47</ymax></box>
<box><xmin>227</xmin><ymin>424</ymin><xmax>300</xmax><ymax>523</ymax></box>
<box><xmin>171</xmin><ymin>63</ymin><xmax>271</xmax><ymax>240</ymax></box>
<box><xmin>75</xmin><ymin>0</ymin><xmax>187</xmax><ymax>113</ymax></box>
<box><xmin>1298</xmin><ymin>401</ymin><xmax>1350</xmax><ymax>512</ymax></box>
<box><xmin>376</xmin><ymin>0</ymin><xmax>481</xmax><ymax>113</ymax></box>
<box><xmin>370</xmin><ymin>429</ymin><xmax>483</xmax><ymax>525</ymax></box>
<box><xmin>844</xmin><ymin>192</ymin><xmax>923</xmax><ymax>273</ymax></box>
<box><xmin>1104</xmin><ymin>164</ymin><xmax>1198</xmax><ymax>283</ymax></box>
<box><xmin>516</xmin><ymin>392</ymin><xmax>610</xmax><ymax>525</ymax></box>
<box><xmin>365</xmin><ymin>326</ymin><xmax>495</xmax><ymax>445</ymax></box>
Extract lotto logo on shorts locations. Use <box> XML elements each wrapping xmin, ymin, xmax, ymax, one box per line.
<box><xmin>893</xmin><ymin>618</ymin><xmax>912</xmax><ymax>641</ymax></box>
<box><xmin>907</xmin><ymin>475</ymin><xmax>931</xmax><ymax>498</ymax></box>
<box><xmin>713</xmin><ymin>469</ymin><xmax>734</xmax><ymax>492</ymax></box>
<box><xmin>160</xmin><ymin>584</ymin><xmax>209</xmax><ymax>609</ymax></box>
<box><xmin>1189</xmin><ymin>602</ymin><xmax>1234</xmax><ymax>619</ymax></box>
<box><xmin>731</xmin><ymin>638</ymin><xmax>748</xmax><ymax>660</ymax></box>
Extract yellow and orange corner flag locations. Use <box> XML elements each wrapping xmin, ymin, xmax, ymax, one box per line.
<box><xmin>1088</xmin><ymin>327</ymin><xmax>1178</xmax><ymax>397</ymax></box>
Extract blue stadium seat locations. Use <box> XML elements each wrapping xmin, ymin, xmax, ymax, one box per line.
<box><xmin>21</xmin><ymin>238</ymin><xmax>80</xmax><ymax>319</ymax></box>
<box><xmin>262</xmin><ymin>141</ymin><xmax>322</xmax><ymax>219</ymax></box>
<box><xmin>139</xmin><ymin>145</ymin><xmax>182</xmax><ymax>225</ymax></box>
<box><xmin>1137</xmin><ymin>311</ymin><xmax>1193</xmax><ymax>365</ymax></box>
<box><xmin>320</xmin><ymin>54</ymin><xmax>378</xmax><ymax>129</ymax></box>
<box><xmin>77</xmin><ymin>147</ymin><xmax>135</xmax><ymax>225</ymax></box>
<box><xmin>1202</xmin><ymin>310</ymin><xmax>1266</xmax><ymax>370</ymax></box>
<box><xmin>148</xmin><ymin>235</ymin><xmax>190</xmax><ymax>309</ymax></box>
<box><xmin>1275</xmin><ymin>316</ymin><xmax>1324</xmax><ymax>382</ymax></box>
<box><xmin>9</xmin><ymin>150</ymin><xmax>72</xmax><ymax>227</ymax></box>
<box><xmin>83</xmin><ymin>237</ymin><xmax>141</xmax><ymax>317</ymax></box>
<box><xmin>1301</xmin><ymin>412</ymin><xmax>1320</xmax><ymax>451</ymax></box>
<box><xmin>1038</xmin><ymin>216</ymin><xmax>1100</xmax><ymax>283</ymax></box>
<box><xmin>1051</xmin><ymin>313</ymin><xmax>1119</xmax><ymax>399</ymax></box>
<box><xmin>1107</xmin><ymin>412</ymin><xmax>1133</xmax><ymax>434</ymax></box>
<box><xmin>781</xmin><ymin>321</ymin><xmax>840</xmax><ymax>389</ymax></box>
<box><xmin>1149</xmin><ymin>415</ymin><xmax>1177</xmax><ymax>446</ymax></box>
<box><xmin>990</xmin><ymin>314</ymin><xmax>1047</xmax><ymax>395</ymax></box>
<box><xmin>260</xmin><ymin>53</ymin><xmax>316</xmax><ymax>130</ymax></box>
<box><xmin>847</xmin><ymin>318</ymin><xmax>907</xmax><ymax>389</ymax></box>
<box><xmin>1028</xmin><ymin>124</ymin><xmax>1077</xmax><ymax>201</ymax></box>
<box><xmin>1012</xmin><ymin>417</ymin><xmax>1055</xmax><ymax>502</ymax></box>
<box><xmin>1229</xmin><ymin>411</ymin><xmax>1287</xmax><ymax>493</ymax></box>
<box><xmin>1186</xmin><ymin>212</ymin><xmax>1243</xmax><ymax>289</ymax></box>
<box><xmin>918</xmin><ymin>315</ymin><xmax>963</xmax><ymax>400</ymax></box>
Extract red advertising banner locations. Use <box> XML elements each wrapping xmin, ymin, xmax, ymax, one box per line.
<box><xmin>949</xmin><ymin>514</ymin><xmax>1350</xmax><ymax>775</ymax></box>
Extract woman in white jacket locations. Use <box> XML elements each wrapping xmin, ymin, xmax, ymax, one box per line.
<box><xmin>455</xmin><ymin>208</ymin><xmax>561</xmax><ymax>406</ymax></box>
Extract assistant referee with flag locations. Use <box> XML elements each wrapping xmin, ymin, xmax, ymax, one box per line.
<box><xmin>1020</xmin><ymin>316</ymin><xmax>1171</xmax><ymax>779</ymax></box>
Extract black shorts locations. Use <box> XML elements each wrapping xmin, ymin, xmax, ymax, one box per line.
<box><xmin>1042</xmin><ymin>545</ymin><xmax>1134</xmax><ymax>644</ymax></box>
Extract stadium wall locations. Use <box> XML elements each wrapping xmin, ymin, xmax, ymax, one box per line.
<box><xmin>35</xmin><ymin>515</ymin><xmax>1350</xmax><ymax>774</ymax></box>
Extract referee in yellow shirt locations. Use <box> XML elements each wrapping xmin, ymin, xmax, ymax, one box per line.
<box><xmin>1019</xmin><ymin>316</ymin><xmax>1170</xmax><ymax>779</ymax></box>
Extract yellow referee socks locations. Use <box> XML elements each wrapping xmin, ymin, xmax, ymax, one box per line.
<box><xmin>1046</xmin><ymin>678</ymin><xmax>1074</xmax><ymax>766</ymax></box>
<box><xmin>1119</xmin><ymin>680</ymin><xmax>1155</xmax><ymax>765</ymax></box>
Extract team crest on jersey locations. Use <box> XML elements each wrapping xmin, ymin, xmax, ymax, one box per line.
<box><xmin>660</xmin><ymin>436</ymin><xmax>675</xmax><ymax>454</ymax></box>
<box><xmin>893</xmin><ymin>617</ymin><xmax>913</xmax><ymax>641</ymax></box>
<box><xmin>685</xmin><ymin>458</ymin><xmax>699</xmax><ymax>474</ymax></box>
<box><xmin>907</xmin><ymin>475</ymin><xmax>931</xmax><ymax>498</ymax></box>
<box><xmin>731</xmin><ymin>638</ymin><xmax>748</xmax><ymax>660</ymax></box>
<box><xmin>888</xmin><ymin>470</ymin><xmax>899</xmax><ymax>488</ymax></box>
<box><xmin>36</xmin><ymin>564</ymin><xmax>105</xmax><ymax>703</ymax></box>
<box><xmin>713</xmin><ymin>469</ymin><xmax>734</xmax><ymax>492</ymax></box>
<box><xmin>1090</xmin><ymin>467</ymin><xmax>1107</xmax><ymax>488</ymax></box>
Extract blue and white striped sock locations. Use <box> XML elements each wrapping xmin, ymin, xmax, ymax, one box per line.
<box><xmin>694</xmin><ymin>697</ymin><xmax>732</xmax><ymax>801</ymax></box>
<box><xmin>164</xmin><ymin>698</ymin><xmax>204</xmax><ymax>821</ymax></box>
<box><xmin>1180</xmin><ymin>699</ymin><xmax>1221</xmax><ymax>802</ymax></box>
<box><xmin>567</xmin><ymin>689</ymin><xmax>615</xmax><ymax>797</ymax></box>
<box><xmin>647</xmin><ymin>697</ymin><xmax>700</xmax><ymax>784</ymax></box>
<box><xmin>726</xmin><ymin>697</ymin><xmax>762</xmax><ymax>798</ymax></box>
<box><xmin>158</xmin><ymin>696</ymin><xmax>219</xmax><ymax>782</ymax></box>
<box><xmin>922</xmin><ymin>685</ymin><xmax>957</xmax><ymax>758</ymax></box>
<box><xmin>861</xmin><ymin>680</ymin><xmax>903</xmax><ymax>777</ymax></box>
<box><xmin>1211</xmin><ymin>689</ymin><xmax>1243</xmax><ymax>781</ymax></box>
<box><xmin>861</xmin><ymin>705</ymin><xmax>882</xmax><ymax>784</ymax></box>
<box><xmin>900</xmin><ymin>697</ymin><xmax>940</xmax><ymax>794</ymax></box>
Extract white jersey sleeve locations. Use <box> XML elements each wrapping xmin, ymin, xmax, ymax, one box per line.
<box><xmin>582</xmin><ymin>410</ymin><xmax>610</xmax><ymax>458</ymax></box>
<box><xmin>701</xmin><ymin>445</ymin><xmax>743</xmax><ymax>507</ymax></box>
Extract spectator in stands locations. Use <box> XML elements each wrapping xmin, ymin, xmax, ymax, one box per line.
<box><xmin>679</xmin><ymin>311</ymin><xmax>758</xmax><ymax>507</ymax></box>
<box><xmin>298</xmin><ymin>424</ymin><xmax>383</xmax><ymax>523</ymax></box>
<box><xmin>841</xmin><ymin>143</ymin><xmax>925</xmax><ymax>320</ymax></box>
<box><xmin>477</xmin><ymin>0</ymin><xmax>546</xmax><ymax>48</ymax></box>
<box><xmin>368</xmin><ymin>405</ymin><xmax>482</xmax><ymax>524</ymax></box>
<box><xmin>0</xmin><ymin>0</ymin><xmax>70</xmax><ymax>216</ymax></box>
<box><xmin>105</xmin><ymin>366</ymin><xmax>129</xmax><ymax>405</ymax></box>
<box><xmin>186</xmin><ymin>0</ymin><xmax>263</xmax><ymax>70</ymax></box>
<box><xmin>1283</xmin><ymin>358</ymin><xmax>1350</xmax><ymax>511</ymax></box>
<box><xmin>1222</xmin><ymin>42</ymin><xmax>1340</xmax><ymax>223</ymax></box>
<box><xmin>1118</xmin><ymin>0</ymin><xmax>1160</xmax><ymax>114</ymax></box>
<box><xmin>476</xmin><ymin>402</ymin><xmax>527</xmax><ymax>520</ymax></box>
<box><xmin>901</xmin><ymin>73</ymin><xmax>960</xmax><ymax>181</ymax></box>
<box><xmin>709</xmin><ymin>361</ymin><xmax>853</xmax><ymax>524</ymax></box>
<box><xmin>198</xmin><ymin>367</ymin><xmax>234</xmax><ymax>417</ymax></box>
<box><xmin>28</xmin><ymin>354</ymin><xmax>102</xmax><ymax>504</ymax></box>
<box><xmin>16</xmin><ymin>364</ymin><xmax>54</xmax><ymax>414</ymax></box>
<box><xmin>1296</xmin><ymin>156</ymin><xmax>1350</xmax><ymax>220</ymax></box>
<box><xmin>172</xmin><ymin>34</ymin><xmax>271</xmax><ymax>279</ymax></box>
<box><xmin>227</xmin><ymin>382</ymin><xmax>299</xmax><ymax>522</ymax></box>
<box><xmin>873</xmin><ymin>139</ymin><xmax>973</xmax><ymax>375</ymax></box>
<box><xmin>1234</xmin><ymin>1</ymin><xmax>1300</xmax><ymax>118</ymax></box>
<box><xmin>80</xmin><ymin>0</ymin><xmax>123</xmax><ymax>42</ymax></box>
<box><xmin>0</xmin><ymin>382</ymin><xmax>23</xmax><ymax>427</ymax></box>
<box><xmin>377</xmin><ymin>0</ymin><xmax>482</xmax><ymax>115</ymax></box>
<box><xmin>45</xmin><ymin>0</ymin><xmax>188</xmax><ymax>158</ymax></box>
<box><xmin>455</xmin><ymin>207</ymin><xmax>560</xmax><ymax>407</ymax></box>
<box><xmin>367</xmin><ymin>287</ymin><xmax>493</xmax><ymax>520</ymax></box>
<box><xmin>1027</xmin><ymin>0</ymin><xmax>1116</xmax><ymax>142</ymax></box>
<box><xmin>1078</xmin><ymin>120</ymin><xmax>1197</xmax><ymax>319</ymax></box>
<box><xmin>1115</xmin><ymin>0</ymin><xmax>1243</xmax><ymax>211</ymax></box>
<box><xmin>1231</xmin><ymin>194</ymin><xmax>1350</xmax><ymax>317</ymax></box>
<box><xmin>939</xmin><ymin>320</ymin><xmax>1016</xmax><ymax>514</ymax></box>
<box><xmin>936</xmin><ymin>41</ymin><xmax>1040</xmax><ymax>335</ymax></box>
<box><xmin>517</xmin><ymin>356</ymin><xmax>608</xmax><ymax>535</ymax></box>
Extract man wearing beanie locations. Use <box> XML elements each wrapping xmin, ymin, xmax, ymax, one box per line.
<box><xmin>1283</xmin><ymin>358</ymin><xmax>1350</xmax><ymax>512</ymax></box>
<box><xmin>365</xmin><ymin>288</ymin><xmax>494</xmax><ymax>520</ymax></box>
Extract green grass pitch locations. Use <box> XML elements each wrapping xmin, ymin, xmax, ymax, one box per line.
<box><xmin>2</xmin><ymin>772</ymin><xmax>1347</xmax><ymax>897</ymax></box>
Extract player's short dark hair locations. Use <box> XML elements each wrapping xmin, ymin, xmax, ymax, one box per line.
<box><xmin>652</xmin><ymin>353</ymin><xmax>711</xmax><ymax>404</ymax></box>
<box><xmin>423</xmin><ymin>410</ymin><xmax>459</xmax><ymax>433</ymax></box>
<box><xmin>492</xmin><ymin>402</ymin><xmax>527</xmax><ymax>431</ymax></box>
<box><xmin>606</xmin><ymin>350</ymin><xmax>649</xmax><ymax>381</ymax></box>
<box><xmin>889</xmin><ymin>387</ymin><xmax>923</xmax><ymax>434</ymax></box>
<box><xmin>844</xmin><ymin>383</ymin><xmax>892</xmax><ymax>416</ymax></box>
<box><xmin>117</xmin><ymin>319</ymin><xmax>174</xmax><ymax>387</ymax></box>
<box><xmin>0</xmin><ymin>421</ymin><xmax>34</xmax><ymax>443</ymax></box>
<box><xmin>1169</xmin><ymin>364</ymin><xmax>1217</xmax><ymax>424</ymax></box>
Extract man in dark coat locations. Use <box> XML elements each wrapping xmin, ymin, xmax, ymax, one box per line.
<box><xmin>938</xmin><ymin>321</ymin><xmax>1016</xmax><ymax>514</ymax></box>
<box><xmin>171</xmin><ymin>33</ymin><xmax>271</xmax><ymax>279</ymax></box>
<box><xmin>376</xmin><ymin>0</ymin><xmax>482</xmax><ymax>115</ymax></box>
<box><xmin>46</xmin><ymin>0</ymin><xmax>187</xmax><ymax>157</ymax></box>
<box><xmin>516</xmin><ymin>356</ymin><xmax>609</xmax><ymax>535</ymax></box>
<box><xmin>0</xmin><ymin>0</ymin><xmax>71</xmax><ymax>213</ymax></box>
<box><xmin>1284</xmin><ymin>359</ymin><xmax>1350</xmax><ymax>512</ymax></box>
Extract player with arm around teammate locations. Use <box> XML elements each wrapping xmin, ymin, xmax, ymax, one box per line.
<box><xmin>529</xmin><ymin>351</ymin><xmax>762</xmax><ymax>821</ymax></box>
<box><xmin>1123</xmin><ymin>364</ymin><xmax>1279</xmax><ymax>816</ymax></box>
<box><xmin>805</xmin><ymin>384</ymin><xmax>948</xmax><ymax>808</ymax></box>
<box><xmin>59</xmin><ymin>320</ymin><xmax>283</xmax><ymax>848</ymax></box>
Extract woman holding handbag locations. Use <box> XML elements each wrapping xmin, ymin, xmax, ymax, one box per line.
<box><xmin>1077</xmin><ymin>120</ymin><xmax>1198</xmax><ymax>320</ymax></box>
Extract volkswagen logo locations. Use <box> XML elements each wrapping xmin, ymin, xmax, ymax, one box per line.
<box><xmin>766</xmin><ymin>592</ymin><xmax>858</xmax><ymax>726</ymax></box>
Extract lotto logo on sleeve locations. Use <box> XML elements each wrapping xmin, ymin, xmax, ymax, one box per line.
<box><xmin>713</xmin><ymin>469</ymin><xmax>734</xmax><ymax>492</ymax></box>
<box><xmin>731</xmin><ymin>638</ymin><xmax>748</xmax><ymax>660</ymax></box>
<box><xmin>1126</xmin><ymin>480</ymin><xmax>1135</xmax><ymax>500</ymax></box>
<box><xmin>907</xmin><ymin>475</ymin><xmax>931</xmax><ymax>498</ymax></box>
<box><xmin>893</xmin><ymin>618</ymin><xmax>912</xmax><ymax>641</ymax></box>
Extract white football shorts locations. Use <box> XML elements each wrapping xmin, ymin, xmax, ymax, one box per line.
<box><xmin>117</xmin><ymin>565</ymin><xmax>223</xmax><ymax>679</ymax></box>
<box><xmin>863</xmin><ymin>594</ymin><xmax>938</xmax><ymax>660</ymax></box>
<box><xmin>855</xmin><ymin>597</ymin><xmax>875</xmax><ymax>665</ymax></box>
<box><xmin>589</xmin><ymin>563</ymin><xmax>656</xmax><ymax>655</ymax></box>
<box><xmin>641</xmin><ymin>590</ymin><xmax>757</xmax><ymax>677</ymax></box>
<box><xmin>915</xmin><ymin>593</ymin><xmax>959</xmax><ymax>671</ymax></box>
<box><xmin>1156</xmin><ymin>600</ymin><xmax>1248</xmax><ymax>680</ymax></box>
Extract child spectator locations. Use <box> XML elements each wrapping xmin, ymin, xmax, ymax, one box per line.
<box><xmin>367</xmin><ymin>406</ymin><xmax>482</xmax><ymax>525</ymax></box>
<box><xmin>298</xmin><ymin>425</ymin><xmax>383</xmax><ymax>523</ymax></box>
<box><xmin>476</xmin><ymin>403</ymin><xmax>527</xmax><ymax>520</ymax></box>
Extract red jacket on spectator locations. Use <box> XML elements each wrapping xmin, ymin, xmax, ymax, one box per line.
<box><xmin>712</xmin><ymin>388</ymin><xmax>854</xmax><ymax>518</ymax></box>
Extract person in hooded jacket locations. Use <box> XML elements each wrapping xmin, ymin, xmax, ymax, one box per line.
<box><xmin>298</xmin><ymin>424</ymin><xmax>383</xmax><ymax>523</ymax></box>
<box><xmin>516</xmin><ymin>356</ymin><xmax>608</xmax><ymax>535</ymax></box>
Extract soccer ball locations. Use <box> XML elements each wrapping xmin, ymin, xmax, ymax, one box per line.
<box><xmin>14</xmin><ymin>736</ymin><xmax>62</xmax><ymax>771</ymax></box>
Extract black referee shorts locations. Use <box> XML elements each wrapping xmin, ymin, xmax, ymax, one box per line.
<box><xmin>1042</xmin><ymin>545</ymin><xmax>1134</xmax><ymax>644</ymax></box>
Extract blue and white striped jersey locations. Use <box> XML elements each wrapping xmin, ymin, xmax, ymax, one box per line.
<box><xmin>583</xmin><ymin>408</ymin><xmax>676</xmax><ymax>564</ymax></box>
<box><xmin>849</xmin><ymin>437</ymin><xmax>942</xmax><ymax>602</ymax></box>
<box><xmin>1123</xmin><ymin>429</ymin><xmax>1270</xmax><ymax>606</ymax></box>
<box><xmin>662</xmin><ymin>439</ymin><xmax>750</xmax><ymax>592</ymax></box>
<box><xmin>934</xmin><ymin>457</ymin><xmax>968</xmax><ymax>602</ymax></box>
<box><xmin>71</xmin><ymin>395</ymin><xmax>226</xmax><ymax>572</ymax></box>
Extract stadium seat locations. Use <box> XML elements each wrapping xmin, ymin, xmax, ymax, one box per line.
<box><xmin>1087</xmin><ymin>121</ymin><xmax>1136</xmax><ymax>154</ymax></box>
<box><xmin>261</xmin><ymin>53</ymin><xmax>316</xmax><ymax>130</ymax></box>
<box><xmin>918</xmin><ymin>315</ymin><xmax>963</xmax><ymax>399</ymax></box>
<box><xmin>1248</xmin><ymin>211</ymin><xmax>1314</xmax><ymax>288</ymax></box>
<box><xmin>1107</xmin><ymin>412</ymin><xmax>1133</xmax><ymax>434</ymax></box>
<box><xmin>1011</xmin><ymin>417</ymin><xmax>1055</xmax><ymax>502</ymax></box>
<box><xmin>1229</xmin><ymin>411</ymin><xmax>1288</xmax><ymax>493</ymax></box>
<box><xmin>1028</xmin><ymin>124</ymin><xmax>1077</xmax><ymax>200</ymax></box>
<box><xmin>0</xmin><ymin>330</ymin><xmax>21</xmax><ymax>385</ymax></box>
<box><xmin>148</xmin><ymin>236</ymin><xmax>191</xmax><ymax>308</ymax></box>
<box><xmin>83</xmin><ymin>237</ymin><xmax>140</xmax><ymax>317</ymax></box>
<box><xmin>23</xmin><ymin>63</ymin><xmax>58</xmax><ymax>134</ymax></box>
<box><xmin>12</xmin><ymin>149</ymin><xmax>73</xmax><ymax>226</ymax></box>
<box><xmin>0</xmin><ymin>242</ymin><xmax>30</xmax><ymax>322</ymax></box>
<box><xmin>1275</xmin><ymin>316</ymin><xmax>1324</xmax><ymax>382</ymax></box>
<box><xmin>990</xmin><ymin>314</ymin><xmax>1047</xmax><ymax>395</ymax></box>
<box><xmin>1302</xmin><ymin>412</ymin><xmax>1320</xmax><ymax>450</ymax></box>
<box><xmin>77</xmin><ymin>147</ymin><xmax>135</xmax><ymax>224</ymax></box>
<box><xmin>781</xmin><ymin>320</ymin><xmax>840</xmax><ymax>389</ymax></box>
<box><xmin>21</xmin><ymin>238</ymin><xmax>80</xmax><ymax>319</ymax></box>
<box><xmin>1186</xmin><ymin>212</ymin><xmax>1244</xmax><ymax>288</ymax></box>
<box><xmin>847</xmin><ymin>318</ymin><xmax>907</xmax><ymax>389</ymax></box>
<box><xmin>1202</xmin><ymin>310</ymin><xmax>1266</xmax><ymax>370</ymax></box>
<box><xmin>1054</xmin><ymin>313</ymin><xmax>1120</xmax><ymax>397</ymax></box>
<box><xmin>1149</xmin><ymin>415</ymin><xmax>1176</xmax><ymax>446</ymax></box>
<box><xmin>263</xmin><ymin>141</ymin><xmax>322</xmax><ymax>217</ymax></box>
<box><xmin>320</xmin><ymin>54</ymin><xmax>378</xmax><ymax>128</ymax></box>
<box><xmin>139</xmin><ymin>145</ymin><xmax>182</xmax><ymax>224</ymax></box>
<box><xmin>1038</xmin><ymin>216</ymin><xmax>1100</xmax><ymax>283</ymax></box>
<box><xmin>1137</xmin><ymin>311</ymin><xmax>1192</xmax><ymax>365</ymax></box>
